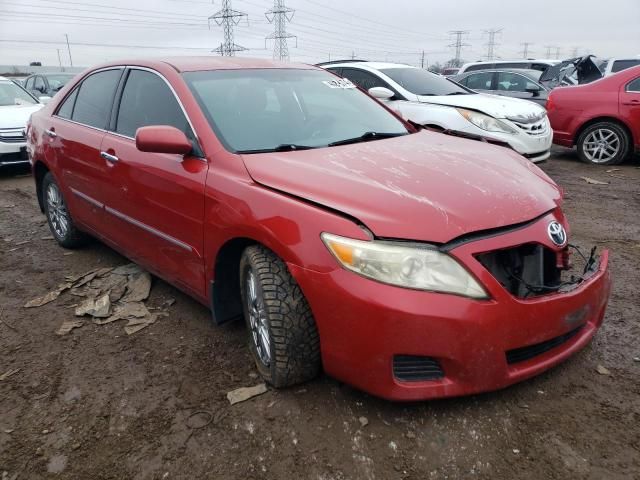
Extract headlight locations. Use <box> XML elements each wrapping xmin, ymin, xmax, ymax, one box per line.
<box><xmin>456</xmin><ymin>108</ymin><xmax>517</xmax><ymax>134</ymax></box>
<box><xmin>321</xmin><ymin>233</ymin><xmax>488</xmax><ymax>299</ymax></box>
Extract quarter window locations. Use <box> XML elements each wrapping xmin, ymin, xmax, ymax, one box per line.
<box><xmin>71</xmin><ymin>69</ymin><xmax>122</xmax><ymax>129</ymax></box>
<box><xmin>115</xmin><ymin>69</ymin><xmax>190</xmax><ymax>138</ymax></box>
<box><xmin>56</xmin><ymin>88</ymin><xmax>79</xmax><ymax>119</ymax></box>
<box><xmin>627</xmin><ymin>77</ymin><xmax>640</xmax><ymax>92</ymax></box>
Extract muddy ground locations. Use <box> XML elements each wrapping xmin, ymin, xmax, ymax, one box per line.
<box><xmin>1</xmin><ymin>149</ymin><xmax>639</xmax><ymax>480</ymax></box>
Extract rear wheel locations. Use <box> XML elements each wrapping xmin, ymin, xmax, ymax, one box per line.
<box><xmin>576</xmin><ymin>121</ymin><xmax>630</xmax><ymax>165</ymax></box>
<box><xmin>42</xmin><ymin>172</ymin><xmax>88</xmax><ymax>248</ymax></box>
<box><xmin>239</xmin><ymin>245</ymin><xmax>321</xmax><ymax>388</ymax></box>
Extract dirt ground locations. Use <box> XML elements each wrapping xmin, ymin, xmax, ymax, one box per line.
<box><xmin>1</xmin><ymin>149</ymin><xmax>639</xmax><ymax>480</ymax></box>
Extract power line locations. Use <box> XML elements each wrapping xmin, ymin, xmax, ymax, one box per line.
<box><xmin>209</xmin><ymin>0</ymin><xmax>248</xmax><ymax>56</ymax></box>
<box><xmin>483</xmin><ymin>28</ymin><xmax>503</xmax><ymax>60</ymax></box>
<box><xmin>448</xmin><ymin>30</ymin><xmax>470</xmax><ymax>66</ymax></box>
<box><xmin>520</xmin><ymin>42</ymin><xmax>533</xmax><ymax>59</ymax></box>
<box><xmin>265</xmin><ymin>0</ymin><xmax>296</xmax><ymax>61</ymax></box>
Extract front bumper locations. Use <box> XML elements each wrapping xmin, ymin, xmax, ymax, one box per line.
<box><xmin>290</xmin><ymin>212</ymin><xmax>611</xmax><ymax>401</ymax></box>
<box><xmin>0</xmin><ymin>134</ymin><xmax>29</xmax><ymax>166</ymax></box>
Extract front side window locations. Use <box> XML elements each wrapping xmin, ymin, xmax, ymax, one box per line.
<box><xmin>380</xmin><ymin>67</ymin><xmax>471</xmax><ymax>96</ymax></box>
<box><xmin>46</xmin><ymin>74</ymin><xmax>74</xmax><ymax>92</ymax></box>
<box><xmin>0</xmin><ymin>80</ymin><xmax>38</xmax><ymax>106</ymax></box>
<box><xmin>24</xmin><ymin>77</ymin><xmax>34</xmax><ymax>90</ymax></box>
<box><xmin>465</xmin><ymin>72</ymin><xmax>494</xmax><ymax>90</ymax></box>
<box><xmin>34</xmin><ymin>76</ymin><xmax>46</xmax><ymax>93</ymax></box>
<box><xmin>184</xmin><ymin>68</ymin><xmax>409</xmax><ymax>153</ymax></box>
<box><xmin>71</xmin><ymin>69</ymin><xmax>122</xmax><ymax>129</ymax></box>
<box><xmin>116</xmin><ymin>69</ymin><xmax>190</xmax><ymax>138</ymax></box>
<box><xmin>627</xmin><ymin>77</ymin><xmax>640</xmax><ymax>92</ymax></box>
<box><xmin>340</xmin><ymin>68</ymin><xmax>387</xmax><ymax>90</ymax></box>
<box><xmin>496</xmin><ymin>72</ymin><xmax>539</xmax><ymax>92</ymax></box>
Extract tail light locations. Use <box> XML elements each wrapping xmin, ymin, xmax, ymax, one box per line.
<box><xmin>546</xmin><ymin>93</ymin><xmax>554</xmax><ymax>111</ymax></box>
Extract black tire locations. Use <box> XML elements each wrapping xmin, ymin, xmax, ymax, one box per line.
<box><xmin>576</xmin><ymin>121</ymin><xmax>631</xmax><ymax>165</ymax></box>
<box><xmin>42</xmin><ymin>172</ymin><xmax>88</xmax><ymax>248</ymax></box>
<box><xmin>239</xmin><ymin>245</ymin><xmax>321</xmax><ymax>388</ymax></box>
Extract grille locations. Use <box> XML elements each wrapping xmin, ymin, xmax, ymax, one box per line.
<box><xmin>512</xmin><ymin>118</ymin><xmax>548</xmax><ymax>137</ymax></box>
<box><xmin>393</xmin><ymin>355</ymin><xmax>444</xmax><ymax>382</ymax></box>
<box><xmin>506</xmin><ymin>326</ymin><xmax>584</xmax><ymax>364</ymax></box>
<box><xmin>476</xmin><ymin>243</ymin><xmax>562</xmax><ymax>299</ymax></box>
<box><xmin>0</xmin><ymin>129</ymin><xmax>26</xmax><ymax>143</ymax></box>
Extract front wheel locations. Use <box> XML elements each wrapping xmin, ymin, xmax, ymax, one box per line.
<box><xmin>42</xmin><ymin>172</ymin><xmax>88</xmax><ymax>248</ymax></box>
<box><xmin>576</xmin><ymin>122</ymin><xmax>630</xmax><ymax>165</ymax></box>
<box><xmin>239</xmin><ymin>245</ymin><xmax>321</xmax><ymax>388</ymax></box>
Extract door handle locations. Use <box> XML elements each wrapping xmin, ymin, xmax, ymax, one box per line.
<box><xmin>45</xmin><ymin>129</ymin><xmax>57</xmax><ymax>138</ymax></box>
<box><xmin>623</xmin><ymin>99</ymin><xmax>640</xmax><ymax>105</ymax></box>
<box><xmin>100</xmin><ymin>151</ymin><xmax>119</xmax><ymax>163</ymax></box>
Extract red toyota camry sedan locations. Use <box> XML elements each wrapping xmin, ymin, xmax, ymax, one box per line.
<box><xmin>27</xmin><ymin>58</ymin><xmax>611</xmax><ymax>401</ymax></box>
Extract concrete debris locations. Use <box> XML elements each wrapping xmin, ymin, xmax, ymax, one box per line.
<box><xmin>359</xmin><ymin>416</ymin><xmax>369</xmax><ymax>428</ymax></box>
<box><xmin>580</xmin><ymin>176</ymin><xmax>609</xmax><ymax>185</ymax></box>
<box><xmin>596</xmin><ymin>365</ymin><xmax>611</xmax><ymax>375</ymax></box>
<box><xmin>24</xmin><ymin>263</ymin><xmax>173</xmax><ymax>335</ymax></box>
<box><xmin>227</xmin><ymin>384</ymin><xmax>268</xmax><ymax>405</ymax></box>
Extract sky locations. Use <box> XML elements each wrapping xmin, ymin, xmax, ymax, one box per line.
<box><xmin>0</xmin><ymin>0</ymin><xmax>639</xmax><ymax>68</ymax></box>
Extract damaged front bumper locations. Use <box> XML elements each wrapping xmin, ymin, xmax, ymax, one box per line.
<box><xmin>289</xmin><ymin>211</ymin><xmax>612</xmax><ymax>401</ymax></box>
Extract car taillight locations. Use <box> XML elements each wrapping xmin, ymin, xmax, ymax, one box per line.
<box><xmin>546</xmin><ymin>94</ymin><xmax>554</xmax><ymax>111</ymax></box>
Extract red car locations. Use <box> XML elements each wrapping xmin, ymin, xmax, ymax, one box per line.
<box><xmin>27</xmin><ymin>58</ymin><xmax>611</xmax><ymax>401</ymax></box>
<box><xmin>547</xmin><ymin>65</ymin><xmax>640</xmax><ymax>165</ymax></box>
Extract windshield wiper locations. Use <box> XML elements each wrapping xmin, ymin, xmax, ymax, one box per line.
<box><xmin>237</xmin><ymin>144</ymin><xmax>317</xmax><ymax>154</ymax></box>
<box><xmin>446</xmin><ymin>92</ymin><xmax>469</xmax><ymax>95</ymax></box>
<box><xmin>328</xmin><ymin>131</ymin><xmax>407</xmax><ymax>147</ymax></box>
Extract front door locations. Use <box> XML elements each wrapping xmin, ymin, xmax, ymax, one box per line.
<box><xmin>620</xmin><ymin>76</ymin><xmax>640</xmax><ymax>145</ymax></box>
<box><xmin>99</xmin><ymin>68</ymin><xmax>208</xmax><ymax>298</ymax></box>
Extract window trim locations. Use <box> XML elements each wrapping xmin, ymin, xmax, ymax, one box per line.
<box><xmin>626</xmin><ymin>77</ymin><xmax>640</xmax><ymax>93</ymax></box>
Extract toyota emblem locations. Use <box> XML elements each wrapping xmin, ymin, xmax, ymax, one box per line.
<box><xmin>547</xmin><ymin>221</ymin><xmax>567</xmax><ymax>246</ymax></box>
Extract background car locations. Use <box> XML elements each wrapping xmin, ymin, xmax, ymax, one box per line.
<box><xmin>598</xmin><ymin>57</ymin><xmax>640</xmax><ymax>76</ymax></box>
<box><xmin>441</xmin><ymin>67</ymin><xmax>460</xmax><ymax>77</ymax></box>
<box><xmin>547</xmin><ymin>65</ymin><xmax>640</xmax><ymax>165</ymax></box>
<box><xmin>0</xmin><ymin>76</ymin><xmax>43</xmax><ymax>168</ymax></box>
<box><xmin>320</xmin><ymin>60</ymin><xmax>553</xmax><ymax>162</ymax></box>
<box><xmin>453</xmin><ymin>68</ymin><xmax>549</xmax><ymax>106</ymax></box>
<box><xmin>23</xmin><ymin>72</ymin><xmax>75</xmax><ymax>103</ymax></box>
<box><xmin>458</xmin><ymin>59</ymin><xmax>559</xmax><ymax>74</ymax></box>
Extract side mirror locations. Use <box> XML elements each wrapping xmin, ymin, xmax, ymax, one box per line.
<box><xmin>135</xmin><ymin>125</ymin><xmax>193</xmax><ymax>155</ymax></box>
<box><xmin>525</xmin><ymin>86</ymin><xmax>542</xmax><ymax>97</ymax></box>
<box><xmin>368</xmin><ymin>86</ymin><xmax>395</xmax><ymax>100</ymax></box>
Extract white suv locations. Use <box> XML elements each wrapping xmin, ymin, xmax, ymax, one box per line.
<box><xmin>321</xmin><ymin>61</ymin><xmax>552</xmax><ymax>162</ymax></box>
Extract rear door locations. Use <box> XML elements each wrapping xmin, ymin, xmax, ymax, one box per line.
<box><xmin>99</xmin><ymin>67</ymin><xmax>208</xmax><ymax>297</ymax></box>
<box><xmin>47</xmin><ymin>68</ymin><xmax>123</xmax><ymax>232</ymax></box>
<box><xmin>620</xmin><ymin>76</ymin><xmax>640</xmax><ymax>147</ymax></box>
<box><xmin>495</xmin><ymin>71</ymin><xmax>546</xmax><ymax>105</ymax></box>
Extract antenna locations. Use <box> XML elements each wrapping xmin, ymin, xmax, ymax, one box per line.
<box><xmin>265</xmin><ymin>0</ymin><xmax>296</xmax><ymax>61</ymax></box>
<box><xmin>209</xmin><ymin>0</ymin><xmax>248</xmax><ymax>56</ymax></box>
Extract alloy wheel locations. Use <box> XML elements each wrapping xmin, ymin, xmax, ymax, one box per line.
<box><xmin>246</xmin><ymin>269</ymin><xmax>271</xmax><ymax>367</ymax></box>
<box><xmin>46</xmin><ymin>183</ymin><xmax>69</xmax><ymax>239</ymax></box>
<box><xmin>582</xmin><ymin>128</ymin><xmax>621</xmax><ymax>164</ymax></box>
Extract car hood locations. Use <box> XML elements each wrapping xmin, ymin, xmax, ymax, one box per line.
<box><xmin>0</xmin><ymin>103</ymin><xmax>43</xmax><ymax>129</ymax></box>
<box><xmin>415</xmin><ymin>93</ymin><xmax>546</xmax><ymax>121</ymax></box>
<box><xmin>240</xmin><ymin>131</ymin><xmax>561</xmax><ymax>243</ymax></box>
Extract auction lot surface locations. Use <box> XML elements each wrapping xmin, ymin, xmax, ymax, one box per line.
<box><xmin>1</xmin><ymin>149</ymin><xmax>639</xmax><ymax>479</ymax></box>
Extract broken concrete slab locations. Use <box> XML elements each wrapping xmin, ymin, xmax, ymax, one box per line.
<box><xmin>227</xmin><ymin>384</ymin><xmax>268</xmax><ymax>405</ymax></box>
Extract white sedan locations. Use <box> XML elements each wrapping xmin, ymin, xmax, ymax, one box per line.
<box><xmin>320</xmin><ymin>61</ymin><xmax>552</xmax><ymax>163</ymax></box>
<box><xmin>0</xmin><ymin>76</ymin><xmax>43</xmax><ymax>168</ymax></box>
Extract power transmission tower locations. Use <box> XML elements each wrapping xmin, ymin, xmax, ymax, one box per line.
<box><xmin>209</xmin><ymin>0</ymin><xmax>248</xmax><ymax>56</ymax></box>
<box><xmin>265</xmin><ymin>0</ymin><xmax>296</xmax><ymax>61</ymax></box>
<box><xmin>544</xmin><ymin>45</ymin><xmax>555</xmax><ymax>58</ymax></box>
<box><xmin>554</xmin><ymin>47</ymin><xmax>561</xmax><ymax>59</ymax></box>
<box><xmin>483</xmin><ymin>28</ymin><xmax>503</xmax><ymax>60</ymax></box>
<box><xmin>571</xmin><ymin>46</ymin><xmax>579</xmax><ymax>57</ymax></box>
<box><xmin>448</xmin><ymin>30</ymin><xmax>470</xmax><ymax>67</ymax></box>
<box><xmin>520</xmin><ymin>42</ymin><xmax>533</xmax><ymax>59</ymax></box>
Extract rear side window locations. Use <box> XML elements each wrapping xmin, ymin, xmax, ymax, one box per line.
<box><xmin>56</xmin><ymin>88</ymin><xmax>79</xmax><ymax>119</ymax></box>
<box><xmin>612</xmin><ymin>60</ymin><xmax>640</xmax><ymax>73</ymax></box>
<box><xmin>627</xmin><ymin>77</ymin><xmax>640</xmax><ymax>92</ymax></box>
<box><xmin>115</xmin><ymin>69</ymin><xmax>190</xmax><ymax>138</ymax></box>
<box><xmin>71</xmin><ymin>69</ymin><xmax>122</xmax><ymax>129</ymax></box>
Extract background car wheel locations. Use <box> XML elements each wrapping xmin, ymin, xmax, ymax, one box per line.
<box><xmin>240</xmin><ymin>245</ymin><xmax>321</xmax><ymax>388</ymax></box>
<box><xmin>42</xmin><ymin>172</ymin><xmax>88</xmax><ymax>248</ymax></box>
<box><xmin>577</xmin><ymin>121</ymin><xmax>630</xmax><ymax>165</ymax></box>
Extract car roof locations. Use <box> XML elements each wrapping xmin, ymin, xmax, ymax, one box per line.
<box><xmin>320</xmin><ymin>61</ymin><xmax>417</xmax><ymax>71</ymax></box>
<box><xmin>460</xmin><ymin>68</ymin><xmax>542</xmax><ymax>76</ymax></box>
<box><xmin>87</xmin><ymin>56</ymin><xmax>318</xmax><ymax>73</ymax></box>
